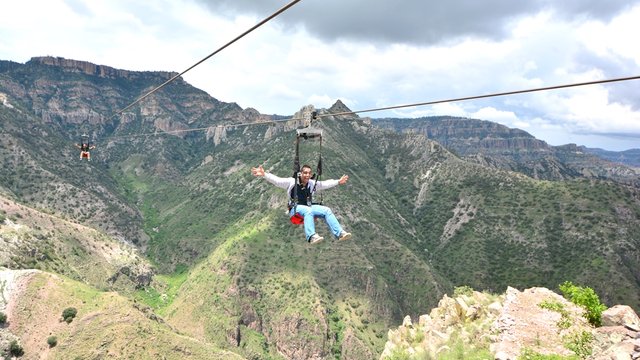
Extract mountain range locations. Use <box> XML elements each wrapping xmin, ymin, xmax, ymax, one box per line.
<box><xmin>372</xmin><ymin>117</ymin><xmax>639</xmax><ymax>185</ymax></box>
<box><xmin>1</xmin><ymin>56</ymin><xmax>639</xmax><ymax>359</ymax></box>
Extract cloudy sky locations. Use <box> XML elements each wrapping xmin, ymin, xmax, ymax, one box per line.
<box><xmin>1</xmin><ymin>0</ymin><xmax>640</xmax><ymax>151</ymax></box>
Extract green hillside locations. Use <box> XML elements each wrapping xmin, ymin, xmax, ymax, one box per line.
<box><xmin>1</xmin><ymin>57</ymin><xmax>640</xmax><ymax>359</ymax></box>
<box><xmin>2</xmin><ymin>270</ymin><xmax>243</xmax><ymax>359</ymax></box>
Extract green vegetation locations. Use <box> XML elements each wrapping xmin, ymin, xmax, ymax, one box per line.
<box><xmin>134</xmin><ymin>264</ymin><xmax>189</xmax><ymax>312</ymax></box>
<box><xmin>558</xmin><ymin>282</ymin><xmax>606</xmax><ymax>327</ymax></box>
<box><xmin>534</xmin><ymin>298</ymin><xmax>594</xmax><ymax>358</ymax></box>
<box><xmin>9</xmin><ymin>340</ymin><xmax>24</xmax><ymax>357</ymax></box>
<box><xmin>519</xmin><ymin>348</ymin><xmax>579</xmax><ymax>360</ymax></box>
<box><xmin>563</xmin><ymin>331</ymin><xmax>594</xmax><ymax>359</ymax></box>
<box><xmin>453</xmin><ymin>285</ymin><xmax>474</xmax><ymax>297</ymax></box>
<box><xmin>327</xmin><ymin>305</ymin><xmax>346</xmax><ymax>357</ymax></box>
<box><xmin>538</xmin><ymin>299</ymin><xmax>572</xmax><ymax>329</ymax></box>
<box><xmin>436</xmin><ymin>336</ymin><xmax>493</xmax><ymax>360</ymax></box>
<box><xmin>0</xmin><ymin>311</ymin><xmax>6</xmax><ymax>324</ymax></box>
<box><xmin>385</xmin><ymin>349</ymin><xmax>412</xmax><ymax>360</ymax></box>
<box><xmin>47</xmin><ymin>336</ymin><xmax>58</xmax><ymax>348</ymax></box>
<box><xmin>62</xmin><ymin>307</ymin><xmax>78</xmax><ymax>323</ymax></box>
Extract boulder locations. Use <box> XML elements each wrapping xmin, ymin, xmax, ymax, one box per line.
<box><xmin>602</xmin><ymin>305</ymin><xmax>640</xmax><ymax>331</ymax></box>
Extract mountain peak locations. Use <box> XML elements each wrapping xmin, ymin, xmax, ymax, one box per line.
<box><xmin>328</xmin><ymin>99</ymin><xmax>354</xmax><ymax>115</ymax></box>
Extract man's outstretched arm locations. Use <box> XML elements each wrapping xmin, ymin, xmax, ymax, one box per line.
<box><xmin>251</xmin><ymin>165</ymin><xmax>292</xmax><ymax>189</ymax></box>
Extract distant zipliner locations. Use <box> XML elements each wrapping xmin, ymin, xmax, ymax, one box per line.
<box><xmin>75</xmin><ymin>134</ymin><xmax>96</xmax><ymax>161</ymax></box>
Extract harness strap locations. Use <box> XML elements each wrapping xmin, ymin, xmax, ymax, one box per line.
<box><xmin>290</xmin><ymin>125</ymin><xmax>324</xmax><ymax>224</ymax></box>
<box><xmin>313</xmin><ymin>135</ymin><xmax>323</xmax><ymax>204</ymax></box>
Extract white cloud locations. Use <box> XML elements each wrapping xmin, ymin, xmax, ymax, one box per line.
<box><xmin>562</xmin><ymin>87</ymin><xmax>640</xmax><ymax>133</ymax></box>
<box><xmin>471</xmin><ymin>107</ymin><xmax>526</xmax><ymax>128</ymax></box>
<box><xmin>576</xmin><ymin>5</ymin><xmax>640</xmax><ymax>65</ymax></box>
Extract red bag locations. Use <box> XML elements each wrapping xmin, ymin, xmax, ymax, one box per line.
<box><xmin>290</xmin><ymin>213</ymin><xmax>304</xmax><ymax>225</ymax></box>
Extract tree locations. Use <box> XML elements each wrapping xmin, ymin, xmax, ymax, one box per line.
<box><xmin>47</xmin><ymin>336</ymin><xmax>58</xmax><ymax>348</ymax></box>
<box><xmin>559</xmin><ymin>281</ymin><xmax>607</xmax><ymax>327</ymax></box>
<box><xmin>62</xmin><ymin>307</ymin><xmax>78</xmax><ymax>323</ymax></box>
<box><xmin>9</xmin><ymin>340</ymin><xmax>25</xmax><ymax>356</ymax></box>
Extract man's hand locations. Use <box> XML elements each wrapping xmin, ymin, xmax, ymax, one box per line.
<box><xmin>338</xmin><ymin>174</ymin><xmax>349</xmax><ymax>185</ymax></box>
<box><xmin>251</xmin><ymin>165</ymin><xmax>265</xmax><ymax>177</ymax></box>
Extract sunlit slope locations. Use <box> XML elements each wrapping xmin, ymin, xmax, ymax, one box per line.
<box><xmin>0</xmin><ymin>194</ymin><xmax>151</xmax><ymax>293</ymax></box>
<box><xmin>3</xmin><ymin>270</ymin><xmax>244</xmax><ymax>360</ymax></box>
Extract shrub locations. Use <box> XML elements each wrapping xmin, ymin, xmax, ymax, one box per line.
<box><xmin>558</xmin><ymin>281</ymin><xmax>606</xmax><ymax>327</ymax></box>
<box><xmin>563</xmin><ymin>331</ymin><xmax>594</xmax><ymax>358</ymax></box>
<box><xmin>519</xmin><ymin>348</ymin><xmax>579</xmax><ymax>359</ymax></box>
<box><xmin>453</xmin><ymin>285</ymin><xmax>474</xmax><ymax>297</ymax></box>
<box><xmin>47</xmin><ymin>336</ymin><xmax>58</xmax><ymax>348</ymax></box>
<box><xmin>62</xmin><ymin>307</ymin><xmax>78</xmax><ymax>323</ymax></box>
<box><xmin>386</xmin><ymin>349</ymin><xmax>411</xmax><ymax>360</ymax></box>
<box><xmin>0</xmin><ymin>311</ymin><xmax>6</xmax><ymax>324</ymax></box>
<box><xmin>9</xmin><ymin>340</ymin><xmax>25</xmax><ymax>356</ymax></box>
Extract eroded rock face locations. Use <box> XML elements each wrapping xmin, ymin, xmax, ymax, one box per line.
<box><xmin>380</xmin><ymin>287</ymin><xmax>640</xmax><ymax>360</ymax></box>
<box><xmin>490</xmin><ymin>287</ymin><xmax>590</xmax><ymax>359</ymax></box>
<box><xmin>31</xmin><ymin>56</ymin><xmax>177</xmax><ymax>80</ymax></box>
<box><xmin>268</xmin><ymin>312</ymin><xmax>330</xmax><ymax>360</ymax></box>
<box><xmin>0</xmin><ymin>269</ymin><xmax>38</xmax><ymax>357</ymax></box>
<box><xmin>206</xmin><ymin>126</ymin><xmax>227</xmax><ymax>146</ymax></box>
<box><xmin>341</xmin><ymin>328</ymin><xmax>375</xmax><ymax>360</ymax></box>
<box><xmin>239</xmin><ymin>303</ymin><xmax>262</xmax><ymax>333</ymax></box>
<box><xmin>107</xmin><ymin>265</ymin><xmax>155</xmax><ymax>289</ymax></box>
<box><xmin>601</xmin><ymin>305</ymin><xmax>640</xmax><ymax>331</ymax></box>
<box><xmin>592</xmin><ymin>306</ymin><xmax>640</xmax><ymax>359</ymax></box>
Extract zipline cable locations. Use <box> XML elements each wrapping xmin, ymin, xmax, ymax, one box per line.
<box><xmin>320</xmin><ymin>75</ymin><xmax>640</xmax><ymax>118</ymax></box>
<box><xmin>107</xmin><ymin>74</ymin><xmax>640</xmax><ymax>140</ymax></box>
<box><xmin>111</xmin><ymin>0</ymin><xmax>301</xmax><ymax>120</ymax></box>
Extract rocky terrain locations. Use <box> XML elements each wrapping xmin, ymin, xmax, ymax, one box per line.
<box><xmin>372</xmin><ymin>117</ymin><xmax>640</xmax><ymax>186</ymax></box>
<box><xmin>381</xmin><ymin>287</ymin><xmax>640</xmax><ymax>359</ymax></box>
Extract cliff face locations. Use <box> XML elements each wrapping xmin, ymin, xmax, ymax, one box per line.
<box><xmin>372</xmin><ymin>117</ymin><xmax>640</xmax><ymax>185</ymax></box>
<box><xmin>0</xmin><ymin>56</ymin><xmax>251</xmax><ymax>145</ymax></box>
<box><xmin>30</xmin><ymin>56</ymin><xmax>178</xmax><ymax>80</ymax></box>
<box><xmin>374</xmin><ymin>117</ymin><xmax>549</xmax><ymax>153</ymax></box>
<box><xmin>586</xmin><ymin>147</ymin><xmax>640</xmax><ymax>168</ymax></box>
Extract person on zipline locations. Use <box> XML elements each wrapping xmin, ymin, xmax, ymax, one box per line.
<box><xmin>75</xmin><ymin>142</ymin><xmax>96</xmax><ymax>161</ymax></box>
<box><xmin>251</xmin><ymin>164</ymin><xmax>352</xmax><ymax>244</ymax></box>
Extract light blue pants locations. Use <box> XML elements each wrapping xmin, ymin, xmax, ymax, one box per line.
<box><xmin>291</xmin><ymin>204</ymin><xmax>343</xmax><ymax>241</ymax></box>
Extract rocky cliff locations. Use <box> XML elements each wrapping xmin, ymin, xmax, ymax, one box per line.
<box><xmin>381</xmin><ymin>287</ymin><xmax>640</xmax><ymax>359</ymax></box>
<box><xmin>30</xmin><ymin>56</ymin><xmax>177</xmax><ymax>80</ymax></box>
<box><xmin>372</xmin><ymin>117</ymin><xmax>640</xmax><ymax>185</ymax></box>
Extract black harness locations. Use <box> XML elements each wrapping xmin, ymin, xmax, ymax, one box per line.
<box><xmin>291</xmin><ymin>182</ymin><xmax>313</xmax><ymax>207</ymax></box>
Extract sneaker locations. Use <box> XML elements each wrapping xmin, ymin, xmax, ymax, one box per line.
<box><xmin>338</xmin><ymin>231</ymin><xmax>352</xmax><ymax>241</ymax></box>
<box><xmin>309</xmin><ymin>234</ymin><xmax>324</xmax><ymax>244</ymax></box>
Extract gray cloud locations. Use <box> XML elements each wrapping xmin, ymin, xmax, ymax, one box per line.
<box><xmin>571</xmin><ymin>47</ymin><xmax>640</xmax><ymax>111</ymax></box>
<box><xmin>549</xmin><ymin>0</ymin><xmax>637</xmax><ymax>19</ymax></box>
<box><xmin>197</xmin><ymin>0</ymin><xmax>637</xmax><ymax>45</ymax></box>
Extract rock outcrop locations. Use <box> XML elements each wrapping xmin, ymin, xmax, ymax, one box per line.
<box><xmin>30</xmin><ymin>56</ymin><xmax>177</xmax><ymax>80</ymax></box>
<box><xmin>380</xmin><ymin>287</ymin><xmax>640</xmax><ymax>359</ymax></box>
<box><xmin>372</xmin><ymin>117</ymin><xmax>640</xmax><ymax>185</ymax></box>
